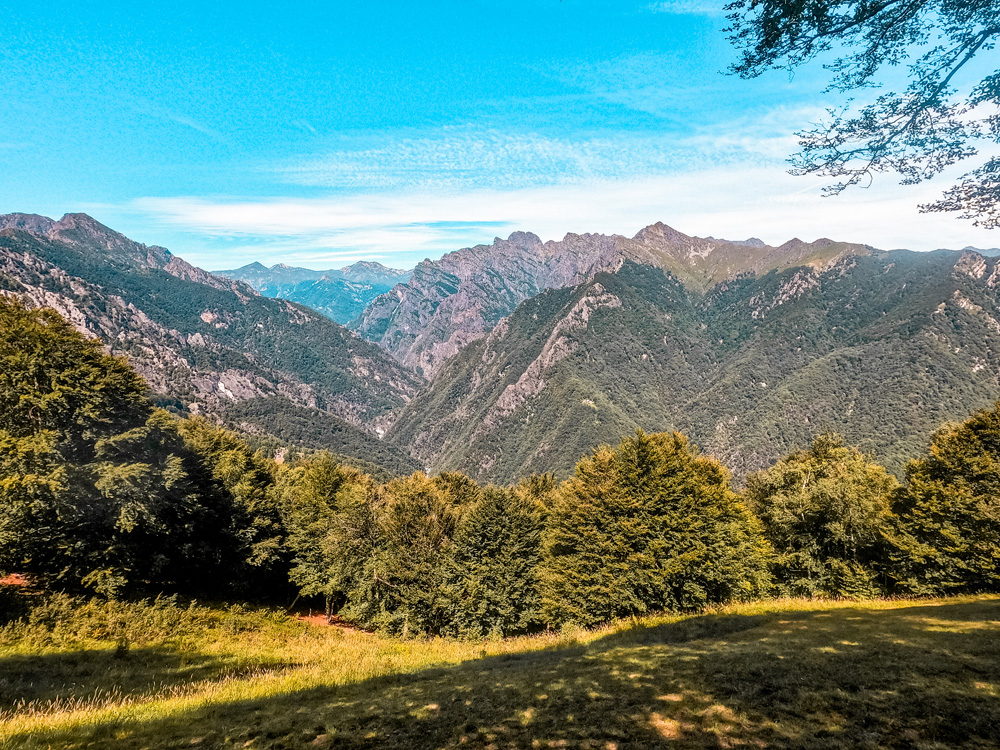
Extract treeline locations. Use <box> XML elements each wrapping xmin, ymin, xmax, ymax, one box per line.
<box><xmin>2</xmin><ymin>297</ymin><xmax>999</xmax><ymax>636</ymax></box>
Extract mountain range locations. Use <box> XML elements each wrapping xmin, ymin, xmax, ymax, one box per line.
<box><xmin>387</xmin><ymin>252</ymin><xmax>1000</xmax><ymax>481</ymax></box>
<box><xmin>351</xmin><ymin>225</ymin><xmax>869</xmax><ymax>378</ymax></box>
<box><xmin>3</xmin><ymin>211</ymin><xmax>998</xmax><ymax>483</ymax></box>
<box><xmin>215</xmin><ymin>261</ymin><xmax>411</xmax><ymax>324</ymax></box>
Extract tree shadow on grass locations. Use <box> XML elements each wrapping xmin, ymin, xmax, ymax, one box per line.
<box><xmin>0</xmin><ymin>647</ymin><xmax>291</xmax><ymax>716</ymax></box>
<box><xmin>6</xmin><ymin>599</ymin><xmax>1000</xmax><ymax>749</ymax></box>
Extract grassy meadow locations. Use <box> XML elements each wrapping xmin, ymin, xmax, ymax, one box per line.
<box><xmin>1</xmin><ymin>595</ymin><xmax>998</xmax><ymax>749</ymax></box>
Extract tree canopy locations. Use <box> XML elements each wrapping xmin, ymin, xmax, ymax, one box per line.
<box><xmin>540</xmin><ymin>430</ymin><xmax>772</xmax><ymax>627</ymax></box>
<box><xmin>744</xmin><ymin>433</ymin><xmax>901</xmax><ymax>597</ymax></box>
<box><xmin>894</xmin><ymin>402</ymin><xmax>1000</xmax><ymax>593</ymax></box>
<box><xmin>726</xmin><ymin>0</ymin><xmax>1000</xmax><ymax>227</ymax></box>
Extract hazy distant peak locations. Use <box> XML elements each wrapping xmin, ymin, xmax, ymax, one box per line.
<box><xmin>704</xmin><ymin>235</ymin><xmax>767</xmax><ymax>248</ymax></box>
<box><xmin>961</xmin><ymin>245</ymin><xmax>1000</xmax><ymax>257</ymax></box>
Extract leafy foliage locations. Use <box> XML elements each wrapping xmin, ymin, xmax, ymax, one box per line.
<box><xmin>0</xmin><ymin>298</ymin><xmax>290</xmax><ymax>598</ymax></box>
<box><xmin>339</xmin><ymin>473</ymin><xmax>478</xmax><ymax>635</ymax></box>
<box><xmin>539</xmin><ymin>431</ymin><xmax>772</xmax><ymax>627</ymax></box>
<box><xmin>273</xmin><ymin>453</ymin><xmax>371</xmax><ymax>618</ymax></box>
<box><xmin>744</xmin><ymin>434</ymin><xmax>901</xmax><ymax>597</ymax></box>
<box><xmin>894</xmin><ymin>402</ymin><xmax>1000</xmax><ymax>594</ymax></box>
<box><xmin>176</xmin><ymin>418</ymin><xmax>288</xmax><ymax>592</ymax></box>
<box><xmin>725</xmin><ymin>0</ymin><xmax>1000</xmax><ymax>226</ymax></box>
<box><xmin>0</xmin><ymin>297</ymin><xmax>193</xmax><ymax>594</ymax></box>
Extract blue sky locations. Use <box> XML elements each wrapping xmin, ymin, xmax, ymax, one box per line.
<box><xmin>2</xmin><ymin>0</ymin><xmax>997</xmax><ymax>270</ymax></box>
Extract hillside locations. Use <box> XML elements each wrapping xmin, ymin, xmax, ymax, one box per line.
<box><xmin>3</xmin><ymin>596</ymin><xmax>997</xmax><ymax>749</ymax></box>
<box><xmin>389</xmin><ymin>251</ymin><xmax>1000</xmax><ymax>482</ymax></box>
<box><xmin>216</xmin><ymin>261</ymin><xmax>412</xmax><ymax>324</ymax></box>
<box><xmin>352</xmin><ymin>224</ymin><xmax>869</xmax><ymax>378</ymax></box>
<box><xmin>0</xmin><ymin>213</ymin><xmax>423</xmax><ymax>472</ymax></box>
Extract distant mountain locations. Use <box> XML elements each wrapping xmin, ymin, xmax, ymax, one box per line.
<box><xmin>388</xmin><ymin>250</ymin><xmax>1000</xmax><ymax>483</ymax></box>
<box><xmin>352</xmin><ymin>224</ymin><xmax>870</xmax><ymax>378</ymax></box>
<box><xmin>215</xmin><ymin>261</ymin><xmax>412</xmax><ymax>324</ymax></box>
<box><xmin>0</xmin><ymin>213</ymin><xmax>423</xmax><ymax>474</ymax></box>
<box><xmin>960</xmin><ymin>246</ymin><xmax>1000</xmax><ymax>257</ymax></box>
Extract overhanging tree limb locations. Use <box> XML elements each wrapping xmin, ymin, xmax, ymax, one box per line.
<box><xmin>725</xmin><ymin>0</ymin><xmax>1000</xmax><ymax>225</ymax></box>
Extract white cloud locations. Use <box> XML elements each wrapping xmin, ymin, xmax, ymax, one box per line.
<box><xmin>116</xmin><ymin>108</ymin><xmax>999</xmax><ymax>268</ymax></box>
<box><xmin>128</xmin><ymin>162</ymin><xmax>1000</xmax><ymax>270</ymax></box>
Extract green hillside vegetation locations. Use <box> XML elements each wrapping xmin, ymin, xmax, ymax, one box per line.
<box><xmin>223</xmin><ymin>397</ymin><xmax>422</xmax><ymax>478</ymax></box>
<box><xmin>390</xmin><ymin>252</ymin><xmax>1000</xmax><ymax>484</ymax></box>
<box><xmin>5</xmin><ymin>295</ymin><xmax>1000</xmax><ymax>622</ymax></box>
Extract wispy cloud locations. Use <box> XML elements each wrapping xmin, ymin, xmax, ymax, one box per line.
<box><xmin>279</xmin><ymin>118</ymin><xmax>803</xmax><ymax>193</ymax></box>
<box><xmin>115</xmin><ymin>109</ymin><xmax>998</xmax><ymax>269</ymax></box>
<box><xmin>125</xmin><ymin>158</ymin><xmax>1000</xmax><ymax>270</ymax></box>
<box><xmin>132</xmin><ymin>99</ymin><xmax>228</xmax><ymax>142</ymax></box>
<box><xmin>648</xmin><ymin>1</ymin><xmax>728</xmax><ymax>16</ymax></box>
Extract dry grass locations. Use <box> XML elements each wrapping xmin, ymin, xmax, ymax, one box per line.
<box><xmin>1</xmin><ymin>595</ymin><xmax>998</xmax><ymax>749</ymax></box>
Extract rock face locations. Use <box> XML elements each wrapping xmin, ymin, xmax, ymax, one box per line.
<box><xmin>387</xmin><ymin>250</ymin><xmax>1000</xmax><ymax>484</ymax></box>
<box><xmin>352</xmin><ymin>223</ymin><xmax>869</xmax><ymax>378</ymax></box>
<box><xmin>0</xmin><ymin>213</ymin><xmax>423</xmax><ymax>434</ymax></box>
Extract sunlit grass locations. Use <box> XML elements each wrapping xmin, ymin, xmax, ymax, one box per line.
<box><xmin>2</xmin><ymin>594</ymin><xmax>998</xmax><ymax>748</ymax></box>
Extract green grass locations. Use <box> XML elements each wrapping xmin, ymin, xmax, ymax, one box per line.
<box><xmin>1</xmin><ymin>595</ymin><xmax>998</xmax><ymax>748</ymax></box>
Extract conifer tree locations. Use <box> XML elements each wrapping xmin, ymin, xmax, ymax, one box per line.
<box><xmin>894</xmin><ymin>403</ymin><xmax>1000</xmax><ymax>593</ymax></box>
<box><xmin>442</xmin><ymin>486</ymin><xmax>545</xmax><ymax>637</ymax></box>
<box><xmin>540</xmin><ymin>430</ymin><xmax>771</xmax><ymax>627</ymax></box>
<box><xmin>744</xmin><ymin>434</ymin><xmax>901</xmax><ymax>597</ymax></box>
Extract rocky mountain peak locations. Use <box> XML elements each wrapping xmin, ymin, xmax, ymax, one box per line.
<box><xmin>505</xmin><ymin>231</ymin><xmax>543</xmax><ymax>247</ymax></box>
<box><xmin>0</xmin><ymin>213</ymin><xmax>57</xmax><ymax>234</ymax></box>
<box><xmin>632</xmin><ymin>221</ymin><xmax>693</xmax><ymax>246</ymax></box>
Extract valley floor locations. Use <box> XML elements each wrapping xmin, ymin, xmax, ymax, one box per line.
<box><xmin>1</xmin><ymin>596</ymin><xmax>998</xmax><ymax>749</ymax></box>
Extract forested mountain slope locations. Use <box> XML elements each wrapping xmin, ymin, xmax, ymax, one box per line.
<box><xmin>0</xmin><ymin>213</ymin><xmax>423</xmax><ymax>472</ymax></box>
<box><xmin>353</xmin><ymin>223</ymin><xmax>869</xmax><ymax>378</ymax></box>
<box><xmin>388</xmin><ymin>250</ymin><xmax>1000</xmax><ymax>482</ymax></box>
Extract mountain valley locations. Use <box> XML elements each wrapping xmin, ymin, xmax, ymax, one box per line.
<box><xmin>216</xmin><ymin>260</ymin><xmax>411</xmax><ymax>324</ymax></box>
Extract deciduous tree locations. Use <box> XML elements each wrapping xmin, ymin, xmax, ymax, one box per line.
<box><xmin>726</xmin><ymin>0</ymin><xmax>1000</xmax><ymax>226</ymax></box>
